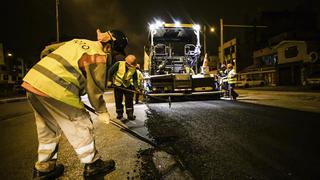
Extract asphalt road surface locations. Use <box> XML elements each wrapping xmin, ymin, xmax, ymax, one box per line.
<box><xmin>1</xmin><ymin>89</ymin><xmax>320</xmax><ymax>179</ymax></box>
<box><xmin>145</xmin><ymin>99</ymin><xmax>320</xmax><ymax>179</ymax></box>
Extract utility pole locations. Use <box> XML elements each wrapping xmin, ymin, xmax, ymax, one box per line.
<box><xmin>56</xmin><ymin>0</ymin><xmax>60</xmax><ymax>42</ymax></box>
<box><xmin>220</xmin><ymin>18</ymin><xmax>224</xmax><ymax>66</ymax></box>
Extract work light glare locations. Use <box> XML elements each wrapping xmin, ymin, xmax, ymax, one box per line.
<box><xmin>193</xmin><ymin>24</ymin><xmax>200</xmax><ymax>30</ymax></box>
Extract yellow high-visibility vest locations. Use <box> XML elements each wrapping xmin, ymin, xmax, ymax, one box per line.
<box><xmin>113</xmin><ymin>61</ymin><xmax>136</xmax><ymax>87</ymax></box>
<box><xmin>136</xmin><ymin>70</ymin><xmax>143</xmax><ymax>87</ymax></box>
<box><xmin>40</xmin><ymin>42</ymin><xmax>66</xmax><ymax>59</ymax></box>
<box><xmin>23</xmin><ymin>39</ymin><xmax>106</xmax><ymax>109</ymax></box>
<box><xmin>227</xmin><ymin>69</ymin><xmax>237</xmax><ymax>84</ymax></box>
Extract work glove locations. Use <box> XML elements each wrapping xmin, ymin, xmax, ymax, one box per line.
<box><xmin>97</xmin><ymin>112</ymin><xmax>111</xmax><ymax>124</ymax></box>
<box><xmin>134</xmin><ymin>87</ymin><xmax>139</xmax><ymax>92</ymax></box>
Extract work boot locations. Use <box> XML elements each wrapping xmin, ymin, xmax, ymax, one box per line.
<box><xmin>232</xmin><ymin>92</ymin><xmax>239</xmax><ymax>100</ymax></box>
<box><xmin>83</xmin><ymin>159</ymin><xmax>115</xmax><ymax>178</ymax></box>
<box><xmin>127</xmin><ymin>114</ymin><xmax>136</xmax><ymax>121</ymax></box>
<box><xmin>116</xmin><ymin>114</ymin><xmax>123</xmax><ymax>119</ymax></box>
<box><xmin>33</xmin><ymin>164</ymin><xmax>64</xmax><ymax>180</ymax></box>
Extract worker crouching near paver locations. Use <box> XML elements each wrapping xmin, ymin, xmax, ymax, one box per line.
<box><xmin>21</xmin><ymin>29</ymin><xmax>128</xmax><ymax>179</ymax></box>
<box><xmin>108</xmin><ymin>55</ymin><xmax>138</xmax><ymax>121</ymax></box>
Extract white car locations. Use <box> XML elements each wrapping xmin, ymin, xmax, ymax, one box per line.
<box><xmin>303</xmin><ymin>71</ymin><xmax>320</xmax><ymax>87</ymax></box>
<box><xmin>236</xmin><ymin>78</ymin><xmax>265</xmax><ymax>88</ymax></box>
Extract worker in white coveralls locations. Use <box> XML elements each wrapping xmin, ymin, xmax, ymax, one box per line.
<box><xmin>21</xmin><ymin>29</ymin><xmax>128</xmax><ymax>179</ymax></box>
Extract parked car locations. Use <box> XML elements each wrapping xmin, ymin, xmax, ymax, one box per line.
<box><xmin>303</xmin><ymin>71</ymin><xmax>320</xmax><ymax>87</ymax></box>
<box><xmin>236</xmin><ymin>78</ymin><xmax>265</xmax><ymax>88</ymax></box>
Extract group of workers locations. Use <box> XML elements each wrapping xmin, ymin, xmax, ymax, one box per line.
<box><xmin>218</xmin><ymin>63</ymin><xmax>239</xmax><ymax>100</ymax></box>
<box><xmin>22</xmin><ymin>28</ymin><xmax>143</xmax><ymax>179</ymax></box>
<box><xmin>202</xmin><ymin>54</ymin><xmax>238</xmax><ymax>100</ymax></box>
<box><xmin>21</xmin><ymin>24</ymin><xmax>239</xmax><ymax>179</ymax></box>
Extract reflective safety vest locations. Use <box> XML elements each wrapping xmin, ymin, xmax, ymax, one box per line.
<box><xmin>136</xmin><ymin>70</ymin><xmax>143</xmax><ymax>87</ymax></box>
<box><xmin>185</xmin><ymin>66</ymin><xmax>195</xmax><ymax>75</ymax></box>
<box><xmin>227</xmin><ymin>69</ymin><xmax>237</xmax><ymax>84</ymax></box>
<box><xmin>40</xmin><ymin>42</ymin><xmax>66</xmax><ymax>59</ymax></box>
<box><xmin>113</xmin><ymin>61</ymin><xmax>136</xmax><ymax>87</ymax></box>
<box><xmin>23</xmin><ymin>39</ymin><xmax>106</xmax><ymax>109</ymax></box>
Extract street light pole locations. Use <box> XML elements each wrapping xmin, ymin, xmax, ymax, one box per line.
<box><xmin>203</xmin><ymin>25</ymin><xmax>207</xmax><ymax>55</ymax></box>
<box><xmin>56</xmin><ymin>0</ymin><xmax>60</xmax><ymax>42</ymax></box>
<box><xmin>220</xmin><ymin>18</ymin><xmax>224</xmax><ymax>66</ymax></box>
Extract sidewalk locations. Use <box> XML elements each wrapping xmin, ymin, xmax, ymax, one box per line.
<box><xmin>236</xmin><ymin>87</ymin><xmax>320</xmax><ymax>113</ymax></box>
<box><xmin>240</xmin><ymin>85</ymin><xmax>320</xmax><ymax>92</ymax></box>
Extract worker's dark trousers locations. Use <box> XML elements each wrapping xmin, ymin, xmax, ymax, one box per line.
<box><xmin>135</xmin><ymin>91</ymin><xmax>140</xmax><ymax>104</ymax></box>
<box><xmin>229</xmin><ymin>83</ymin><xmax>239</xmax><ymax>99</ymax></box>
<box><xmin>114</xmin><ymin>85</ymin><xmax>134</xmax><ymax>116</ymax></box>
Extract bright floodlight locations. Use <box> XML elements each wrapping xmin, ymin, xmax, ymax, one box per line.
<box><xmin>210</xmin><ymin>27</ymin><xmax>215</xmax><ymax>32</ymax></box>
<box><xmin>193</xmin><ymin>24</ymin><xmax>200</xmax><ymax>31</ymax></box>
<box><xmin>149</xmin><ymin>24</ymin><xmax>156</xmax><ymax>31</ymax></box>
<box><xmin>174</xmin><ymin>21</ymin><xmax>181</xmax><ymax>27</ymax></box>
<box><xmin>155</xmin><ymin>20</ymin><xmax>164</xmax><ymax>27</ymax></box>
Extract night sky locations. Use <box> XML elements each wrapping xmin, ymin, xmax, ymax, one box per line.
<box><xmin>1</xmin><ymin>0</ymin><xmax>319</xmax><ymax>64</ymax></box>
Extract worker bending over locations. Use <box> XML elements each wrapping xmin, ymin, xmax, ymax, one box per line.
<box><xmin>22</xmin><ymin>29</ymin><xmax>128</xmax><ymax>179</ymax></box>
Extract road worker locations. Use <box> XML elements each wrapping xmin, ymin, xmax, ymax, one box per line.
<box><xmin>226</xmin><ymin>63</ymin><xmax>239</xmax><ymax>100</ymax></box>
<box><xmin>21</xmin><ymin>29</ymin><xmax>128</xmax><ymax>179</ymax></box>
<box><xmin>107</xmin><ymin>55</ymin><xmax>138</xmax><ymax>120</ymax></box>
<box><xmin>219</xmin><ymin>64</ymin><xmax>229</xmax><ymax>97</ymax></box>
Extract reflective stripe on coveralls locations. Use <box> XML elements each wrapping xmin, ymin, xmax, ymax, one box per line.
<box><xmin>38</xmin><ymin>142</ymin><xmax>58</xmax><ymax>162</ymax></box>
<box><xmin>113</xmin><ymin>61</ymin><xmax>136</xmax><ymax>87</ymax></box>
<box><xmin>75</xmin><ymin>141</ymin><xmax>96</xmax><ymax>163</ymax></box>
<box><xmin>23</xmin><ymin>39</ymin><xmax>106</xmax><ymax>109</ymax></box>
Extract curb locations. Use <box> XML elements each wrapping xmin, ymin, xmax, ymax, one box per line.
<box><xmin>0</xmin><ymin>97</ymin><xmax>27</xmax><ymax>104</ymax></box>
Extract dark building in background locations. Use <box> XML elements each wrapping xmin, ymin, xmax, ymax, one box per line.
<box><xmin>253</xmin><ymin>11</ymin><xmax>319</xmax><ymax>48</ymax></box>
<box><xmin>239</xmin><ymin>9</ymin><xmax>320</xmax><ymax>86</ymax></box>
<box><xmin>0</xmin><ymin>43</ymin><xmax>27</xmax><ymax>96</ymax></box>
